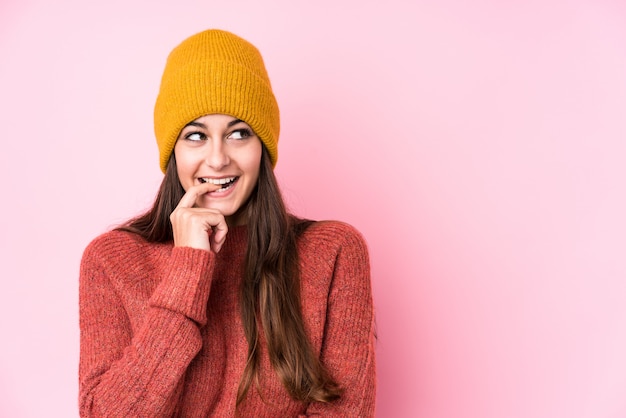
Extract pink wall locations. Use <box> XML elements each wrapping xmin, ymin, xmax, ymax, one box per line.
<box><xmin>1</xmin><ymin>1</ymin><xmax>626</xmax><ymax>417</ymax></box>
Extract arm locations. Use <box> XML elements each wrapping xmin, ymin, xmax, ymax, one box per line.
<box><xmin>79</xmin><ymin>239</ymin><xmax>214</xmax><ymax>417</ymax></box>
<box><xmin>79</xmin><ymin>182</ymin><xmax>228</xmax><ymax>417</ymax></box>
<box><xmin>303</xmin><ymin>225</ymin><xmax>377</xmax><ymax>417</ymax></box>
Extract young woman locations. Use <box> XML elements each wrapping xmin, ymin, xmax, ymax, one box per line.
<box><xmin>79</xmin><ymin>29</ymin><xmax>376</xmax><ymax>417</ymax></box>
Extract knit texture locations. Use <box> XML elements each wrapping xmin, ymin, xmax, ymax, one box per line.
<box><xmin>154</xmin><ymin>29</ymin><xmax>280</xmax><ymax>173</ymax></box>
<box><xmin>79</xmin><ymin>221</ymin><xmax>376</xmax><ymax>417</ymax></box>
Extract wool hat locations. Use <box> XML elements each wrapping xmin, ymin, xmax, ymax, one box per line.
<box><xmin>154</xmin><ymin>29</ymin><xmax>280</xmax><ymax>173</ymax></box>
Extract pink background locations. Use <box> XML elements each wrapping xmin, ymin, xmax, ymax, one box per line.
<box><xmin>1</xmin><ymin>1</ymin><xmax>626</xmax><ymax>417</ymax></box>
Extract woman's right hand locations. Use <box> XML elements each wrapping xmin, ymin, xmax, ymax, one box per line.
<box><xmin>170</xmin><ymin>183</ymin><xmax>229</xmax><ymax>253</ymax></box>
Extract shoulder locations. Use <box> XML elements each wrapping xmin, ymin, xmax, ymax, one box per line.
<box><xmin>298</xmin><ymin>220</ymin><xmax>370</xmax><ymax>262</ymax></box>
<box><xmin>81</xmin><ymin>229</ymin><xmax>158</xmax><ymax>268</ymax></box>
<box><xmin>301</xmin><ymin>220</ymin><xmax>367</xmax><ymax>245</ymax></box>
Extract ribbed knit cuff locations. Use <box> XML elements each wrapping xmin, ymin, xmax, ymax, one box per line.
<box><xmin>149</xmin><ymin>247</ymin><xmax>214</xmax><ymax>326</ymax></box>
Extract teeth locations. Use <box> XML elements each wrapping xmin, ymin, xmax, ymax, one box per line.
<box><xmin>200</xmin><ymin>177</ymin><xmax>236</xmax><ymax>185</ymax></box>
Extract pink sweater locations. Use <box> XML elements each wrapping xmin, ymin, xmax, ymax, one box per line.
<box><xmin>79</xmin><ymin>220</ymin><xmax>376</xmax><ymax>417</ymax></box>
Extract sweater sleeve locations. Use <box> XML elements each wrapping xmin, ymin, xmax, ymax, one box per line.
<box><xmin>302</xmin><ymin>224</ymin><xmax>377</xmax><ymax>417</ymax></box>
<box><xmin>79</xmin><ymin>236</ymin><xmax>214</xmax><ymax>417</ymax></box>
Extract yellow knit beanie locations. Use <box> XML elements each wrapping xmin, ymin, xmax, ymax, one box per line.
<box><xmin>154</xmin><ymin>29</ymin><xmax>280</xmax><ymax>173</ymax></box>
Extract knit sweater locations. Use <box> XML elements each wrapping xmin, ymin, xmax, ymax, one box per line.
<box><xmin>79</xmin><ymin>220</ymin><xmax>376</xmax><ymax>417</ymax></box>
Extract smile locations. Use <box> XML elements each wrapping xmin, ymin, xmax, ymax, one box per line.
<box><xmin>199</xmin><ymin>176</ymin><xmax>239</xmax><ymax>191</ymax></box>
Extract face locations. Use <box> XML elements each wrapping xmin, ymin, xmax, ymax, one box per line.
<box><xmin>174</xmin><ymin>114</ymin><xmax>263</xmax><ymax>226</ymax></box>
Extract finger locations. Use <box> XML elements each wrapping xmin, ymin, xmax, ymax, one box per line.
<box><xmin>210</xmin><ymin>219</ymin><xmax>228</xmax><ymax>253</ymax></box>
<box><xmin>177</xmin><ymin>182</ymin><xmax>221</xmax><ymax>209</ymax></box>
<box><xmin>170</xmin><ymin>208</ymin><xmax>226</xmax><ymax>251</ymax></box>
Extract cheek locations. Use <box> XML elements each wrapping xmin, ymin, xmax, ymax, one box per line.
<box><xmin>243</xmin><ymin>141</ymin><xmax>263</xmax><ymax>180</ymax></box>
<box><xmin>243</xmin><ymin>157</ymin><xmax>262</xmax><ymax>186</ymax></box>
<box><xmin>173</xmin><ymin>148</ymin><xmax>196</xmax><ymax>188</ymax></box>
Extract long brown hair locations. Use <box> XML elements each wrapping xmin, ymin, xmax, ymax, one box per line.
<box><xmin>119</xmin><ymin>146</ymin><xmax>342</xmax><ymax>405</ymax></box>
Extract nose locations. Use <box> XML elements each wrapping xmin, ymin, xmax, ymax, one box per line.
<box><xmin>204</xmin><ymin>140</ymin><xmax>230</xmax><ymax>170</ymax></box>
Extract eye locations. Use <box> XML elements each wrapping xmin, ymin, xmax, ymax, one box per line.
<box><xmin>228</xmin><ymin>128</ymin><xmax>252</xmax><ymax>140</ymax></box>
<box><xmin>185</xmin><ymin>132</ymin><xmax>205</xmax><ymax>141</ymax></box>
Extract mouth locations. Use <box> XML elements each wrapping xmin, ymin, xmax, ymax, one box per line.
<box><xmin>198</xmin><ymin>176</ymin><xmax>239</xmax><ymax>192</ymax></box>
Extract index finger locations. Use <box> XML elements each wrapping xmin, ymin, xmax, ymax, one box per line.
<box><xmin>176</xmin><ymin>182</ymin><xmax>221</xmax><ymax>208</ymax></box>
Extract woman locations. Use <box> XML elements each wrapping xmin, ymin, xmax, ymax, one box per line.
<box><xmin>79</xmin><ymin>29</ymin><xmax>376</xmax><ymax>417</ymax></box>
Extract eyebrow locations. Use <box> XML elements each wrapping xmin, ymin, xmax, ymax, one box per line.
<box><xmin>184</xmin><ymin>118</ymin><xmax>245</xmax><ymax>129</ymax></box>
